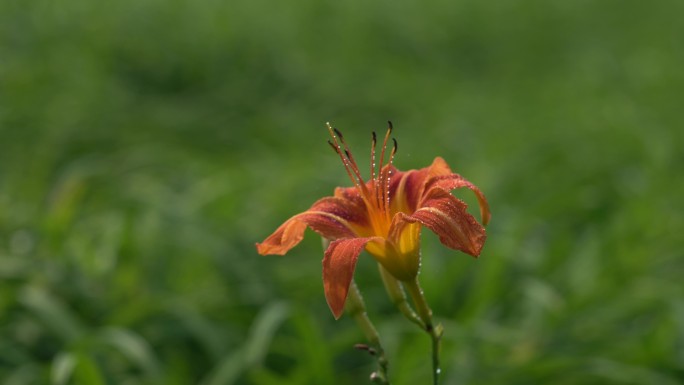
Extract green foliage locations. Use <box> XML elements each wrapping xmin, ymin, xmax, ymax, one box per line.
<box><xmin>1</xmin><ymin>0</ymin><xmax>683</xmax><ymax>383</ymax></box>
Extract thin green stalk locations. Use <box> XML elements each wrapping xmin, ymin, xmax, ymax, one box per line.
<box><xmin>378</xmin><ymin>264</ymin><xmax>425</xmax><ymax>329</ymax></box>
<box><xmin>405</xmin><ymin>278</ymin><xmax>443</xmax><ymax>385</ymax></box>
<box><xmin>322</xmin><ymin>239</ymin><xmax>390</xmax><ymax>384</ymax></box>
<box><xmin>346</xmin><ymin>280</ymin><xmax>390</xmax><ymax>384</ymax></box>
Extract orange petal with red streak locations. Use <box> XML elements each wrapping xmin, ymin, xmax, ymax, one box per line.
<box><xmin>426</xmin><ymin>174</ymin><xmax>491</xmax><ymax>226</ymax></box>
<box><xmin>405</xmin><ymin>188</ymin><xmax>487</xmax><ymax>257</ymax></box>
<box><xmin>322</xmin><ymin>237</ymin><xmax>378</xmax><ymax>319</ymax></box>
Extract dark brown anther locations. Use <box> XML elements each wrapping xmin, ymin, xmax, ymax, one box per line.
<box><xmin>392</xmin><ymin>138</ymin><xmax>398</xmax><ymax>153</ymax></box>
<box><xmin>372</xmin><ymin>131</ymin><xmax>377</xmax><ymax>144</ymax></box>
<box><xmin>354</xmin><ymin>344</ymin><xmax>377</xmax><ymax>356</ymax></box>
<box><xmin>344</xmin><ymin>149</ymin><xmax>352</xmax><ymax>160</ymax></box>
<box><xmin>327</xmin><ymin>140</ymin><xmax>339</xmax><ymax>153</ymax></box>
<box><xmin>387</xmin><ymin>120</ymin><xmax>393</xmax><ymax>132</ymax></box>
<box><xmin>354</xmin><ymin>343</ymin><xmax>369</xmax><ymax>350</ymax></box>
<box><xmin>333</xmin><ymin>128</ymin><xmax>344</xmax><ymax>139</ymax></box>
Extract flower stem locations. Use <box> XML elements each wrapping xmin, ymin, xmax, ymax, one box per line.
<box><xmin>324</xmin><ymin>234</ymin><xmax>390</xmax><ymax>384</ymax></box>
<box><xmin>378</xmin><ymin>264</ymin><xmax>425</xmax><ymax>329</ymax></box>
<box><xmin>346</xmin><ymin>280</ymin><xmax>390</xmax><ymax>384</ymax></box>
<box><xmin>405</xmin><ymin>278</ymin><xmax>443</xmax><ymax>385</ymax></box>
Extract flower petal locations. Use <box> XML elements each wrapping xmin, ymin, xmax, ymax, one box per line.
<box><xmin>426</xmin><ymin>174</ymin><xmax>491</xmax><ymax>226</ymax></box>
<box><xmin>405</xmin><ymin>188</ymin><xmax>487</xmax><ymax>257</ymax></box>
<box><xmin>256</xmin><ymin>196</ymin><xmax>368</xmax><ymax>255</ymax></box>
<box><xmin>256</xmin><ymin>218</ymin><xmax>308</xmax><ymax>255</ymax></box>
<box><xmin>389</xmin><ymin>157</ymin><xmax>452</xmax><ymax>214</ymax></box>
<box><xmin>425</xmin><ymin>156</ymin><xmax>454</xmax><ymax>178</ymax></box>
<box><xmin>390</xmin><ymin>168</ymin><xmax>427</xmax><ymax>214</ymax></box>
<box><xmin>334</xmin><ymin>185</ymin><xmax>362</xmax><ymax>203</ymax></box>
<box><xmin>322</xmin><ymin>237</ymin><xmax>379</xmax><ymax>319</ymax></box>
<box><xmin>316</xmin><ymin>195</ymin><xmax>370</xmax><ymax>229</ymax></box>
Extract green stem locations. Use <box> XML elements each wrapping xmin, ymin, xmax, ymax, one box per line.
<box><xmin>345</xmin><ymin>280</ymin><xmax>380</xmax><ymax>345</ymax></box>
<box><xmin>405</xmin><ymin>278</ymin><xmax>442</xmax><ymax>385</ymax></box>
<box><xmin>346</xmin><ymin>280</ymin><xmax>390</xmax><ymax>385</ymax></box>
<box><xmin>323</xmin><ymin>237</ymin><xmax>390</xmax><ymax>384</ymax></box>
<box><xmin>378</xmin><ymin>264</ymin><xmax>425</xmax><ymax>329</ymax></box>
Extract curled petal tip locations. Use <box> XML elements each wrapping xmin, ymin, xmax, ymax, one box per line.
<box><xmin>482</xmin><ymin>211</ymin><xmax>492</xmax><ymax>227</ymax></box>
<box><xmin>255</xmin><ymin>242</ymin><xmax>288</xmax><ymax>256</ymax></box>
<box><xmin>467</xmin><ymin>232</ymin><xmax>487</xmax><ymax>258</ymax></box>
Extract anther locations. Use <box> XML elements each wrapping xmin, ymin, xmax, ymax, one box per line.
<box><xmin>354</xmin><ymin>344</ymin><xmax>377</xmax><ymax>356</ymax></box>
<box><xmin>333</xmin><ymin>128</ymin><xmax>344</xmax><ymax>139</ymax></box>
<box><xmin>392</xmin><ymin>138</ymin><xmax>398</xmax><ymax>153</ymax></box>
<box><xmin>387</xmin><ymin>120</ymin><xmax>393</xmax><ymax>132</ymax></box>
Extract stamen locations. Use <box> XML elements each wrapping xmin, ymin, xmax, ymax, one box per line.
<box><xmin>327</xmin><ymin>124</ymin><xmax>363</xmax><ymax>193</ymax></box>
<box><xmin>326</xmin><ymin>122</ymin><xmax>371</xmax><ymax>200</ymax></box>
<box><xmin>337</xmin><ymin>134</ymin><xmax>369</xmax><ymax>193</ymax></box>
<box><xmin>378</xmin><ymin>124</ymin><xmax>391</xmax><ymax>169</ymax></box>
<box><xmin>383</xmin><ymin>138</ymin><xmax>398</xmax><ymax>217</ymax></box>
<box><xmin>326</xmin><ymin>121</ymin><xmax>399</xmax><ymax>236</ymax></box>
<box><xmin>370</xmin><ymin>131</ymin><xmax>382</xmax><ymax>209</ymax></box>
<box><xmin>377</xmin><ymin>122</ymin><xmax>393</xmax><ymax>213</ymax></box>
<box><xmin>370</xmin><ymin>131</ymin><xmax>377</xmax><ymax>181</ymax></box>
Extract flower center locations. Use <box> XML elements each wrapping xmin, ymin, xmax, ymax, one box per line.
<box><xmin>327</xmin><ymin>122</ymin><xmax>398</xmax><ymax>237</ymax></box>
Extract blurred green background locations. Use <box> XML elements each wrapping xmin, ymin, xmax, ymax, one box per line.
<box><xmin>1</xmin><ymin>0</ymin><xmax>683</xmax><ymax>384</ymax></box>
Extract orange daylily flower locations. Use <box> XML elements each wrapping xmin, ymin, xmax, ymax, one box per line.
<box><xmin>257</xmin><ymin>122</ymin><xmax>490</xmax><ymax>319</ymax></box>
